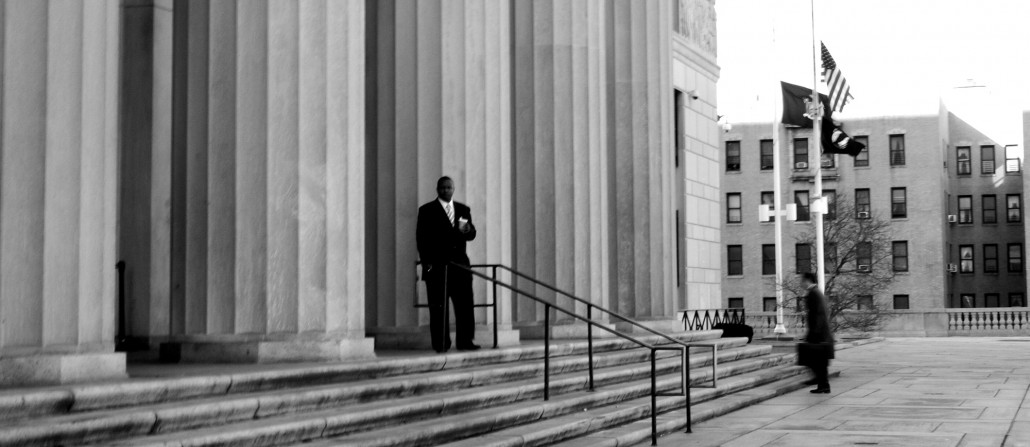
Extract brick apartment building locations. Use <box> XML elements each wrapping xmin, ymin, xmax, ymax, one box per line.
<box><xmin>720</xmin><ymin>90</ymin><xmax>1026</xmax><ymax>314</ymax></box>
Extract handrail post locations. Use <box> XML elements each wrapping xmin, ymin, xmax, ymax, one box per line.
<box><xmin>544</xmin><ymin>303</ymin><xmax>550</xmax><ymax>401</ymax></box>
<box><xmin>682</xmin><ymin>346</ymin><xmax>689</xmax><ymax>434</ymax></box>
<box><xmin>587</xmin><ymin>305</ymin><xmax>594</xmax><ymax>391</ymax></box>
<box><xmin>651</xmin><ymin>348</ymin><xmax>658</xmax><ymax>446</ymax></box>
<box><xmin>443</xmin><ymin>264</ymin><xmax>450</xmax><ymax>349</ymax></box>
<box><xmin>685</xmin><ymin>346</ymin><xmax>692</xmax><ymax>433</ymax></box>
<box><xmin>492</xmin><ymin>265</ymin><xmax>499</xmax><ymax>349</ymax></box>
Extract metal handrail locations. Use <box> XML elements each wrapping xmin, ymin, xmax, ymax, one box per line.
<box><xmin>414</xmin><ymin>261</ymin><xmax>500</xmax><ymax>348</ymax></box>
<box><xmin>473</xmin><ymin>263</ymin><xmax>719</xmax><ymax>392</ymax></box>
<box><xmin>445</xmin><ymin>262</ymin><xmax>699</xmax><ymax>445</ymax></box>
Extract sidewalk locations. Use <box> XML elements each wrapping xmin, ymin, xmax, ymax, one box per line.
<box><xmin>656</xmin><ymin>337</ymin><xmax>1030</xmax><ymax>447</ymax></box>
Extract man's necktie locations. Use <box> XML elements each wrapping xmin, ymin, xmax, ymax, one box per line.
<box><xmin>445</xmin><ymin>203</ymin><xmax>454</xmax><ymax>225</ymax></box>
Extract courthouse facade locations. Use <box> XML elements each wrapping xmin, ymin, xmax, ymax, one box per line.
<box><xmin>0</xmin><ymin>0</ymin><xmax>721</xmax><ymax>385</ymax></box>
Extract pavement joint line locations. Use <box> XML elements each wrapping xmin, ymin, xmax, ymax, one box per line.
<box><xmin>1004</xmin><ymin>376</ymin><xmax>1030</xmax><ymax>446</ymax></box>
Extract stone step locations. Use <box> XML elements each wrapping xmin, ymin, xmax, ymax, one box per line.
<box><xmin>0</xmin><ymin>330</ymin><xmax>725</xmax><ymax>424</ymax></box>
<box><xmin>558</xmin><ymin>369</ymin><xmax>844</xmax><ymax>447</ymax></box>
<box><xmin>302</xmin><ymin>354</ymin><xmax>800</xmax><ymax>447</ymax></box>
<box><xmin>99</xmin><ymin>349</ymin><xmax>787</xmax><ymax>447</ymax></box>
<box><xmin>436</xmin><ymin>363</ymin><xmax>817</xmax><ymax>447</ymax></box>
<box><xmin>0</xmin><ymin>335</ymin><xmax>746</xmax><ymax>446</ymax></box>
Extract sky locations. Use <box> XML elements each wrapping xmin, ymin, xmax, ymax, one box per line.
<box><xmin>715</xmin><ymin>0</ymin><xmax>1030</xmax><ymax>124</ymax></box>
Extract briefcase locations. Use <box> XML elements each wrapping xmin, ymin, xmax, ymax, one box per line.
<box><xmin>797</xmin><ymin>341</ymin><xmax>834</xmax><ymax>366</ymax></box>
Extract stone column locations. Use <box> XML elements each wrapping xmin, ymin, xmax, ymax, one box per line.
<box><xmin>0</xmin><ymin>0</ymin><xmax>125</xmax><ymax>386</ymax></box>
<box><xmin>119</xmin><ymin>0</ymin><xmax>374</xmax><ymax>362</ymax></box>
<box><xmin>606</xmin><ymin>0</ymin><xmax>676</xmax><ymax>319</ymax></box>
<box><xmin>176</xmin><ymin>0</ymin><xmax>373</xmax><ymax>361</ymax></box>
<box><xmin>511</xmin><ymin>0</ymin><xmax>612</xmax><ymax>335</ymax></box>
<box><xmin>366</xmin><ymin>0</ymin><xmax>516</xmax><ymax>349</ymax></box>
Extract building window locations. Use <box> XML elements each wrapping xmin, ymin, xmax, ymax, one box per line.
<box><xmin>983</xmin><ymin>195</ymin><xmax>997</xmax><ymax>224</ymax></box>
<box><xmin>824</xmin><ymin>190</ymin><xmax>837</xmax><ymax>220</ymax></box>
<box><xmin>982</xmin><ymin>145</ymin><xmax>996</xmax><ymax>174</ymax></box>
<box><xmin>825</xmin><ymin>243</ymin><xmax>838</xmax><ymax>272</ymax></box>
<box><xmin>821</xmin><ymin>153</ymin><xmax>835</xmax><ymax>169</ymax></box>
<box><xmin>796</xmin><ymin>243</ymin><xmax>812</xmax><ymax>273</ymax></box>
<box><xmin>984</xmin><ymin>244</ymin><xmax>999</xmax><ymax>273</ymax></box>
<box><xmin>889</xmin><ymin>134</ymin><xmax>905</xmax><ymax>166</ymax></box>
<box><xmin>961</xmin><ymin>294</ymin><xmax>975</xmax><ymax>308</ymax></box>
<box><xmin>727</xmin><ymin>193</ymin><xmax>742</xmax><ymax>223</ymax></box>
<box><xmin>1010</xmin><ymin>293</ymin><xmax>1025</xmax><ymax>307</ymax></box>
<box><xmin>892</xmin><ymin>241</ymin><xmax>909</xmax><ymax>272</ymax></box>
<box><xmin>856</xmin><ymin>295</ymin><xmax>873</xmax><ymax>310</ymax></box>
<box><xmin>891</xmin><ymin>188</ymin><xmax>907</xmax><ymax>218</ymax></box>
<box><xmin>763</xmin><ymin>297</ymin><xmax>777</xmax><ymax>312</ymax></box>
<box><xmin>726</xmin><ymin>141</ymin><xmax>741</xmax><ymax>171</ymax></box>
<box><xmin>762</xmin><ymin>244</ymin><xmax>776</xmax><ymax>275</ymax></box>
<box><xmin>1006</xmin><ymin>144</ymin><xmax>1021</xmax><ymax>173</ymax></box>
<box><xmin>728</xmin><ymin>245</ymin><xmax>743</xmax><ymax>276</ymax></box>
<box><xmin>1007</xmin><ymin>194</ymin><xmax>1022</xmax><ymax>222</ymax></box>
<box><xmin>761</xmin><ymin>191</ymin><xmax>774</xmax><ymax>222</ymax></box>
<box><xmin>728</xmin><ymin>297</ymin><xmax>744</xmax><ymax>309</ymax></box>
<box><xmin>986</xmin><ymin>293</ymin><xmax>1001</xmax><ymax>308</ymax></box>
<box><xmin>960</xmin><ymin>245</ymin><xmax>974</xmax><ymax>273</ymax></box>
<box><xmin>893</xmin><ymin>295</ymin><xmax>910</xmax><ymax>310</ymax></box>
<box><xmin>760</xmin><ymin>139</ymin><xmax>773</xmax><ymax>171</ymax></box>
<box><xmin>855</xmin><ymin>188</ymin><xmax>871</xmax><ymax>218</ymax></box>
<box><xmin>793</xmin><ymin>138</ymin><xmax>808</xmax><ymax>169</ymax></box>
<box><xmin>1009</xmin><ymin>243</ymin><xmax>1023</xmax><ymax>273</ymax></box>
<box><xmin>853</xmin><ymin>136</ymin><xmax>869</xmax><ymax>167</ymax></box>
<box><xmin>958</xmin><ymin>195</ymin><xmax>973</xmax><ymax>224</ymax></box>
<box><xmin>957</xmin><ymin>146</ymin><xmax>971</xmax><ymax>175</ymax></box>
<box><xmin>795</xmin><ymin>191</ymin><xmax>810</xmax><ymax>221</ymax></box>
<box><xmin>857</xmin><ymin>242</ymin><xmax>872</xmax><ymax>272</ymax></box>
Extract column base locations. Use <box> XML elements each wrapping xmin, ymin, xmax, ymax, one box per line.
<box><xmin>164</xmin><ymin>337</ymin><xmax>377</xmax><ymax>363</ymax></box>
<box><xmin>371</xmin><ymin>325</ymin><xmax>521</xmax><ymax>350</ymax></box>
<box><xmin>0</xmin><ymin>352</ymin><xmax>127</xmax><ymax>387</ymax></box>
<box><xmin>614</xmin><ymin>317</ymin><xmax>684</xmax><ymax>335</ymax></box>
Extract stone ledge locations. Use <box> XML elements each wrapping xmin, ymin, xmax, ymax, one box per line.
<box><xmin>372</xmin><ymin>326</ymin><xmax>520</xmax><ymax>350</ymax></box>
<box><xmin>166</xmin><ymin>338</ymin><xmax>376</xmax><ymax>363</ymax></box>
<box><xmin>0</xmin><ymin>352</ymin><xmax>126</xmax><ymax>387</ymax></box>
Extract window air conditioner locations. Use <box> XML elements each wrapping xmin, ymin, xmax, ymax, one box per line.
<box><xmin>821</xmin><ymin>159</ymin><xmax>834</xmax><ymax>168</ymax></box>
<box><xmin>948</xmin><ymin>263</ymin><xmax>958</xmax><ymax>273</ymax></box>
<box><xmin>795</xmin><ymin>162</ymin><xmax>808</xmax><ymax>169</ymax></box>
<box><xmin>857</xmin><ymin>211</ymin><xmax>870</xmax><ymax>219</ymax></box>
<box><xmin>947</xmin><ymin>214</ymin><xmax>958</xmax><ymax>223</ymax></box>
<box><xmin>857</xmin><ymin>264</ymin><xmax>871</xmax><ymax>273</ymax></box>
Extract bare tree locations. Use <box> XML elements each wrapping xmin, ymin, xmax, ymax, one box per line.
<box><xmin>780</xmin><ymin>193</ymin><xmax>897</xmax><ymax>334</ymax></box>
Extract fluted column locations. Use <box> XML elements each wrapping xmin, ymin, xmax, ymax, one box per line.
<box><xmin>0</xmin><ymin>0</ymin><xmax>125</xmax><ymax>386</ymax></box>
<box><xmin>607</xmin><ymin>0</ymin><xmax>676</xmax><ymax>318</ymax></box>
<box><xmin>366</xmin><ymin>0</ymin><xmax>515</xmax><ymax>348</ymax></box>
<box><xmin>512</xmin><ymin>0</ymin><xmax>610</xmax><ymax>327</ymax></box>
<box><xmin>120</xmin><ymin>0</ymin><xmax>373</xmax><ymax>362</ymax></box>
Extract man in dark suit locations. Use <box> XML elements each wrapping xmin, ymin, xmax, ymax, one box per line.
<box><xmin>416</xmin><ymin>176</ymin><xmax>479</xmax><ymax>353</ymax></box>
<box><xmin>801</xmin><ymin>272</ymin><xmax>834</xmax><ymax>393</ymax></box>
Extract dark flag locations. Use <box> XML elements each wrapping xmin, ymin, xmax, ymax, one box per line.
<box><xmin>780</xmin><ymin>81</ymin><xmax>829</xmax><ymax>128</ymax></box>
<box><xmin>780</xmin><ymin>81</ymin><xmax>864</xmax><ymax>157</ymax></box>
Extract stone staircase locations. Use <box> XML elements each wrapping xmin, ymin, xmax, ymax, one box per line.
<box><xmin>0</xmin><ymin>329</ymin><xmax>832</xmax><ymax>446</ymax></box>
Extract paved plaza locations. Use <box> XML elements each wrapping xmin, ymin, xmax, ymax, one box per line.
<box><xmin>656</xmin><ymin>337</ymin><xmax>1030</xmax><ymax>447</ymax></box>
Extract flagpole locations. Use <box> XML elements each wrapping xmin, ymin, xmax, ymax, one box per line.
<box><xmin>771</xmin><ymin>24</ymin><xmax>786</xmax><ymax>335</ymax></box>
<box><xmin>810</xmin><ymin>0</ymin><xmax>827</xmax><ymax>294</ymax></box>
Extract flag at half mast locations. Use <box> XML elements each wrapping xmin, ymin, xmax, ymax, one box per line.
<box><xmin>820</xmin><ymin>42</ymin><xmax>853</xmax><ymax>113</ymax></box>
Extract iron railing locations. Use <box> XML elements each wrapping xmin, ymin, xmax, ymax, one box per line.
<box><xmin>427</xmin><ymin>261</ymin><xmax>717</xmax><ymax>444</ymax></box>
<box><xmin>680</xmin><ymin>308</ymin><xmax>746</xmax><ymax>331</ymax></box>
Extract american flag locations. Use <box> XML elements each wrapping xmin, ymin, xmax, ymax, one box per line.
<box><xmin>820</xmin><ymin>42</ymin><xmax>853</xmax><ymax>113</ymax></box>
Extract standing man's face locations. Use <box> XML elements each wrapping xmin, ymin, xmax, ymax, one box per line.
<box><xmin>437</xmin><ymin>179</ymin><xmax>455</xmax><ymax>202</ymax></box>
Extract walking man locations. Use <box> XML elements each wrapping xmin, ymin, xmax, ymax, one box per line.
<box><xmin>800</xmin><ymin>272</ymin><xmax>834</xmax><ymax>393</ymax></box>
<box><xmin>416</xmin><ymin>176</ymin><xmax>480</xmax><ymax>353</ymax></box>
